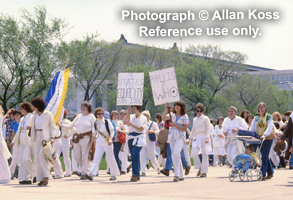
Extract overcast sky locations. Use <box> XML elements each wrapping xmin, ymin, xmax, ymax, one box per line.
<box><xmin>1</xmin><ymin>0</ymin><xmax>292</xmax><ymax>70</ymax></box>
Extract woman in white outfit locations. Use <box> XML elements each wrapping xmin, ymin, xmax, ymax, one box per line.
<box><xmin>221</xmin><ymin>106</ymin><xmax>248</xmax><ymax>168</ymax></box>
<box><xmin>117</xmin><ymin>110</ymin><xmax>130</xmax><ymax>174</ymax></box>
<box><xmin>212</xmin><ymin>116</ymin><xmax>226</xmax><ymax>167</ymax></box>
<box><xmin>190</xmin><ymin>103</ymin><xmax>211</xmax><ymax>177</ymax></box>
<box><xmin>60</xmin><ymin>109</ymin><xmax>75</xmax><ymax>177</ymax></box>
<box><xmin>162</xmin><ymin>101</ymin><xmax>189</xmax><ymax>182</ymax></box>
<box><xmin>11</xmin><ymin>102</ymin><xmax>36</xmax><ymax>184</ymax></box>
<box><xmin>140</xmin><ymin>110</ymin><xmax>160</xmax><ymax>176</ymax></box>
<box><xmin>29</xmin><ymin>97</ymin><xmax>57</xmax><ymax>186</ymax></box>
<box><xmin>0</xmin><ymin>105</ymin><xmax>11</xmax><ymax>184</ymax></box>
<box><xmin>86</xmin><ymin>107</ymin><xmax>120</xmax><ymax>181</ymax></box>
<box><xmin>58</xmin><ymin>101</ymin><xmax>96</xmax><ymax>180</ymax></box>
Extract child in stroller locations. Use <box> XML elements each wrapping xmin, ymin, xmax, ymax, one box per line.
<box><xmin>232</xmin><ymin>145</ymin><xmax>260</xmax><ymax>174</ymax></box>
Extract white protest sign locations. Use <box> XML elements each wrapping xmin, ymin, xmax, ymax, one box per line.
<box><xmin>116</xmin><ymin>73</ymin><xmax>144</xmax><ymax>105</ymax></box>
<box><xmin>149</xmin><ymin>67</ymin><xmax>180</xmax><ymax>106</ymax></box>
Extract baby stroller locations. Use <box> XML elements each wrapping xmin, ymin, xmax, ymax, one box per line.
<box><xmin>228</xmin><ymin>130</ymin><xmax>264</xmax><ymax>182</ymax></box>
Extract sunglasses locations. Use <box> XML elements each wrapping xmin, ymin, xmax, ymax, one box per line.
<box><xmin>196</xmin><ymin>110</ymin><xmax>203</xmax><ymax>113</ymax></box>
<box><xmin>97</xmin><ymin>113</ymin><xmax>104</xmax><ymax>116</ymax></box>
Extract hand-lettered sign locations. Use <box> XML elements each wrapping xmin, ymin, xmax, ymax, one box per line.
<box><xmin>149</xmin><ymin>67</ymin><xmax>180</xmax><ymax>106</ymax></box>
<box><xmin>116</xmin><ymin>73</ymin><xmax>144</xmax><ymax>105</ymax></box>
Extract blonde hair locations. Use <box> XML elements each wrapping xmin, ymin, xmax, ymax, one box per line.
<box><xmin>142</xmin><ymin>110</ymin><xmax>151</xmax><ymax>118</ymax></box>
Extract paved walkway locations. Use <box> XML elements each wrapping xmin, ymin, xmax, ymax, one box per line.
<box><xmin>1</xmin><ymin>166</ymin><xmax>292</xmax><ymax>200</ymax></box>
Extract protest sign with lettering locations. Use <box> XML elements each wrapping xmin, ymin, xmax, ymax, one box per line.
<box><xmin>116</xmin><ymin>73</ymin><xmax>144</xmax><ymax>105</ymax></box>
<box><xmin>149</xmin><ymin>67</ymin><xmax>180</xmax><ymax>106</ymax></box>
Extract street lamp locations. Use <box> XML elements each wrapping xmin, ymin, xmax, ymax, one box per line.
<box><xmin>280</xmin><ymin>81</ymin><xmax>293</xmax><ymax>110</ymax></box>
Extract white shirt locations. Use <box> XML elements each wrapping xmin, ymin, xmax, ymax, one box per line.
<box><xmin>63</xmin><ymin>113</ymin><xmax>96</xmax><ymax>135</ymax></box>
<box><xmin>146</xmin><ymin>120</ymin><xmax>159</xmax><ymax>142</ymax></box>
<box><xmin>128</xmin><ymin>114</ymin><xmax>148</xmax><ymax>134</ymax></box>
<box><xmin>221</xmin><ymin>116</ymin><xmax>248</xmax><ymax>142</ymax></box>
<box><xmin>61</xmin><ymin>118</ymin><xmax>75</xmax><ymax>139</ymax></box>
<box><xmin>96</xmin><ymin>117</ymin><xmax>114</xmax><ymax>143</ymax></box>
<box><xmin>35</xmin><ymin>112</ymin><xmax>43</xmax><ymax>130</ymax></box>
<box><xmin>190</xmin><ymin>114</ymin><xmax>211</xmax><ymax>139</ymax></box>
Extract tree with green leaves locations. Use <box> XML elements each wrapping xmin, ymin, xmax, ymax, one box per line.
<box><xmin>0</xmin><ymin>6</ymin><xmax>69</xmax><ymax>112</ymax></box>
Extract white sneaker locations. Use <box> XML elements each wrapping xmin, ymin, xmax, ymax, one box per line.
<box><xmin>109</xmin><ymin>176</ymin><xmax>116</xmax><ymax>181</ymax></box>
<box><xmin>0</xmin><ymin>179</ymin><xmax>11</xmax><ymax>184</ymax></box>
<box><xmin>141</xmin><ymin>172</ymin><xmax>146</xmax><ymax>176</ymax></box>
<box><xmin>157</xmin><ymin>169</ymin><xmax>161</xmax><ymax>175</ymax></box>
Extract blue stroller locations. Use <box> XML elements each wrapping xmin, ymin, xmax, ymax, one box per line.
<box><xmin>228</xmin><ymin>130</ymin><xmax>264</xmax><ymax>182</ymax></box>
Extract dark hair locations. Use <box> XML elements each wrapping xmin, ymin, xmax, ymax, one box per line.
<box><xmin>81</xmin><ymin>101</ymin><xmax>93</xmax><ymax>113</ymax></box>
<box><xmin>132</xmin><ymin>106</ymin><xmax>142</xmax><ymax>113</ymax></box>
<box><xmin>284</xmin><ymin>111</ymin><xmax>292</xmax><ymax>117</ymax></box>
<box><xmin>173</xmin><ymin>101</ymin><xmax>187</xmax><ymax>115</ymax></box>
<box><xmin>13</xmin><ymin>109</ymin><xmax>21</xmax><ymax>115</ymax></box>
<box><xmin>280</xmin><ymin>125</ymin><xmax>285</xmax><ymax>132</ymax></box>
<box><xmin>274</xmin><ymin>122</ymin><xmax>280</xmax><ymax>129</ymax></box>
<box><xmin>217</xmin><ymin>116</ymin><xmax>224</xmax><ymax>125</ymax></box>
<box><xmin>210</xmin><ymin>118</ymin><xmax>215</xmax><ymax>125</ymax></box>
<box><xmin>9</xmin><ymin>108</ymin><xmax>16</xmax><ymax>116</ymax></box>
<box><xmin>155</xmin><ymin>113</ymin><xmax>162</xmax><ymax>123</ymax></box>
<box><xmin>94</xmin><ymin>107</ymin><xmax>104</xmax><ymax>118</ymax></box>
<box><xmin>281</xmin><ymin>116</ymin><xmax>286</xmax><ymax>123</ymax></box>
<box><xmin>19</xmin><ymin>102</ymin><xmax>34</xmax><ymax>113</ymax></box>
<box><xmin>240</xmin><ymin>109</ymin><xmax>251</xmax><ymax>119</ymax></box>
<box><xmin>195</xmin><ymin>103</ymin><xmax>205</xmax><ymax>113</ymax></box>
<box><xmin>245</xmin><ymin>114</ymin><xmax>255</xmax><ymax>124</ymax></box>
<box><xmin>245</xmin><ymin>145</ymin><xmax>254</xmax><ymax>152</ymax></box>
<box><xmin>110</xmin><ymin>110</ymin><xmax>119</xmax><ymax>120</ymax></box>
<box><xmin>31</xmin><ymin>97</ymin><xmax>46</xmax><ymax>112</ymax></box>
<box><xmin>63</xmin><ymin>112</ymin><xmax>67</xmax><ymax>119</ymax></box>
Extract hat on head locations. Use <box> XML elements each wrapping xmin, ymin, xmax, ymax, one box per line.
<box><xmin>104</xmin><ymin>111</ymin><xmax>110</xmax><ymax>119</ymax></box>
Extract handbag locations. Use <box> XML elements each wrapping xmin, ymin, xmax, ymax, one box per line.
<box><xmin>118</xmin><ymin>132</ymin><xmax>126</xmax><ymax>144</ymax></box>
<box><xmin>265</xmin><ymin>128</ymin><xmax>276</xmax><ymax>140</ymax></box>
<box><xmin>148</xmin><ymin>122</ymin><xmax>156</xmax><ymax>141</ymax></box>
<box><xmin>42</xmin><ymin>140</ymin><xmax>57</xmax><ymax>166</ymax></box>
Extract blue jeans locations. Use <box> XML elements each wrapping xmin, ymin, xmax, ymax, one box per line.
<box><xmin>289</xmin><ymin>153</ymin><xmax>293</xmax><ymax>167</ymax></box>
<box><xmin>235</xmin><ymin>162</ymin><xmax>251</xmax><ymax>171</ymax></box>
<box><xmin>128</xmin><ymin>139</ymin><xmax>142</xmax><ymax>177</ymax></box>
<box><xmin>113</xmin><ymin>142</ymin><xmax>122</xmax><ymax>171</ymax></box>
<box><xmin>165</xmin><ymin>143</ymin><xmax>188</xmax><ymax>170</ymax></box>
<box><xmin>260</xmin><ymin>140</ymin><xmax>274</xmax><ymax>177</ymax></box>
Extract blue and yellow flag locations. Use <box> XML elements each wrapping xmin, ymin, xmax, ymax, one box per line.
<box><xmin>45</xmin><ymin>68</ymin><xmax>70</xmax><ymax>124</ymax></box>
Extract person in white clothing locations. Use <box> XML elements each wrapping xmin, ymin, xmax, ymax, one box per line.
<box><xmin>0</xmin><ymin>105</ymin><xmax>11</xmax><ymax>184</ymax></box>
<box><xmin>162</xmin><ymin>101</ymin><xmax>189</xmax><ymax>182</ymax></box>
<box><xmin>221</xmin><ymin>106</ymin><xmax>248</xmax><ymax>168</ymax></box>
<box><xmin>212</xmin><ymin>116</ymin><xmax>226</xmax><ymax>167</ymax></box>
<box><xmin>117</xmin><ymin>110</ymin><xmax>130</xmax><ymax>174</ymax></box>
<box><xmin>11</xmin><ymin>102</ymin><xmax>36</xmax><ymax>184</ymax></box>
<box><xmin>123</xmin><ymin>105</ymin><xmax>148</xmax><ymax>182</ymax></box>
<box><xmin>60</xmin><ymin>109</ymin><xmax>75</xmax><ymax>177</ymax></box>
<box><xmin>155</xmin><ymin>113</ymin><xmax>166</xmax><ymax>168</ymax></box>
<box><xmin>58</xmin><ymin>101</ymin><xmax>96</xmax><ymax>180</ymax></box>
<box><xmin>190</xmin><ymin>103</ymin><xmax>211</xmax><ymax>177</ymax></box>
<box><xmin>9</xmin><ymin>110</ymin><xmax>21</xmax><ymax>179</ymax></box>
<box><xmin>86</xmin><ymin>107</ymin><xmax>120</xmax><ymax>181</ymax></box>
<box><xmin>29</xmin><ymin>97</ymin><xmax>57</xmax><ymax>186</ymax></box>
<box><xmin>140</xmin><ymin>110</ymin><xmax>161</xmax><ymax>176</ymax></box>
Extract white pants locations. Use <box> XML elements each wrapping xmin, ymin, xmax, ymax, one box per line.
<box><xmin>140</xmin><ymin>140</ymin><xmax>160</xmax><ymax>173</ymax></box>
<box><xmin>74</xmin><ymin>136</ymin><xmax>91</xmax><ymax>175</ymax></box>
<box><xmin>61</xmin><ymin>137</ymin><xmax>71</xmax><ymax>175</ymax></box>
<box><xmin>170</xmin><ymin>137</ymin><xmax>184</xmax><ymax>178</ymax></box>
<box><xmin>34</xmin><ymin>136</ymin><xmax>51</xmax><ymax>182</ymax></box>
<box><xmin>119</xmin><ymin>143</ymin><xmax>130</xmax><ymax>172</ymax></box>
<box><xmin>71</xmin><ymin>149</ymin><xmax>80</xmax><ymax>172</ymax></box>
<box><xmin>191</xmin><ymin>138</ymin><xmax>210</xmax><ymax>174</ymax></box>
<box><xmin>90</xmin><ymin>140</ymin><xmax>120</xmax><ymax>177</ymax></box>
<box><xmin>18</xmin><ymin>144</ymin><xmax>35</xmax><ymax>180</ymax></box>
<box><xmin>157</xmin><ymin>146</ymin><xmax>166</xmax><ymax>168</ymax></box>
<box><xmin>183</xmin><ymin>143</ymin><xmax>191</xmax><ymax>167</ymax></box>
<box><xmin>227</xmin><ymin>141</ymin><xmax>242</xmax><ymax>168</ymax></box>
<box><xmin>10</xmin><ymin>144</ymin><xmax>20</xmax><ymax>175</ymax></box>
<box><xmin>53</xmin><ymin>138</ymin><xmax>64</xmax><ymax>177</ymax></box>
<box><xmin>0</xmin><ymin>144</ymin><xmax>11</xmax><ymax>181</ymax></box>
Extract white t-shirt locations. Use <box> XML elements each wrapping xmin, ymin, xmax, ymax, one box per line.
<box><xmin>63</xmin><ymin>113</ymin><xmax>96</xmax><ymax>136</ymax></box>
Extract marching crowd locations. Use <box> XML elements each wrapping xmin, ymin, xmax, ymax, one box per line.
<box><xmin>0</xmin><ymin>97</ymin><xmax>292</xmax><ymax>185</ymax></box>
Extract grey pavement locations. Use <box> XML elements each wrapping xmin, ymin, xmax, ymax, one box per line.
<box><xmin>1</xmin><ymin>166</ymin><xmax>292</xmax><ymax>200</ymax></box>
